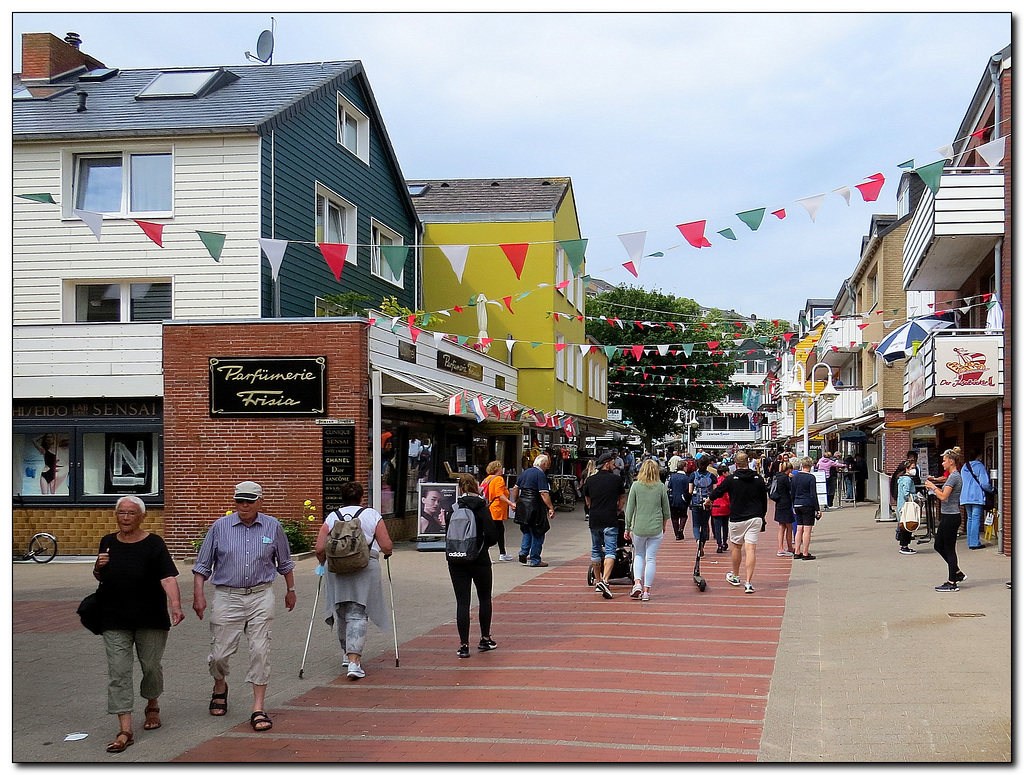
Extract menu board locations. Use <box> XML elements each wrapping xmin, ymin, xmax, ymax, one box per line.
<box><xmin>322</xmin><ymin>421</ymin><xmax>356</xmax><ymax>514</ymax></box>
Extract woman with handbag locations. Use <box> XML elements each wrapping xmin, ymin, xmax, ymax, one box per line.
<box><xmin>92</xmin><ymin>496</ymin><xmax>184</xmax><ymax>753</ymax></box>
<box><xmin>481</xmin><ymin>461</ymin><xmax>516</xmax><ymax>561</ymax></box>
<box><xmin>960</xmin><ymin>449</ymin><xmax>993</xmax><ymax>550</ymax></box>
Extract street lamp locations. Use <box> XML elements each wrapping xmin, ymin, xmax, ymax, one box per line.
<box><xmin>675</xmin><ymin>407</ymin><xmax>700</xmax><ymax>456</ymax></box>
<box><xmin>784</xmin><ymin>361</ymin><xmax>839</xmax><ymax>457</ymax></box>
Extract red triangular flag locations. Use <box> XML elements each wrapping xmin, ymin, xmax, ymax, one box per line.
<box><xmin>481</xmin><ymin>338</ymin><xmax>493</xmax><ymax>346</ymax></box>
<box><xmin>134</xmin><ymin>220</ymin><xmax>164</xmax><ymax>247</ymax></box>
<box><xmin>832</xmin><ymin>346</ymin><xmax>839</xmax><ymax>352</ymax></box>
<box><xmin>503</xmin><ymin>296</ymin><xmax>514</xmax><ymax>314</ymax></box>
<box><xmin>971</xmin><ymin>128</ymin><xmax>987</xmax><ymax>140</ymax></box>
<box><xmin>858</xmin><ymin>322</ymin><xmax>869</xmax><ymax>329</ymax></box>
<box><xmin>623</xmin><ymin>261</ymin><xmax>638</xmax><ymax>277</ymax></box>
<box><xmin>630</xmin><ymin>345</ymin><xmax>644</xmax><ymax>361</ymax></box>
<box><xmin>409</xmin><ymin>326</ymin><xmax>422</xmax><ymax>344</ymax></box>
<box><xmin>500</xmin><ymin>243</ymin><xmax>529</xmax><ymax>279</ymax></box>
<box><xmin>707</xmin><ymin>341</ymin><xmax>719</xmax><ymax>350</ymax></box>
<box><xmin>453</xmin><ymin>305</ymin><xmax>464</xmax><ymax>313</ymax></box>
<box><xmin>676</xmin><ymin>220</ymin><xmax>712</xmax><ymax>248</ymax></box>
<box><xmin>666</xmin><ymin>322</ymin><xmax>676</xmax><ymax>331</ymax></box>
<box><xmin>318</xmin><ymin>243</ymin><xmax>349</xmax><ymax>282</ymax></box>
<box><xmin>555</xmin><ymin>280</ymin><xmax>571</xmax><ymax>290</ymax></box>
<box><xmin>771</xmin><ymin>208</ymin><xmax>786</xmax><ymax>219</ymax></box>
<box><xmin>783</xmin><ymin>333</ymin><xmax>795</xmax><ymax>342</ymax></box>
<box><xmin>855</xmin><ymin>173</ymin><xmax>885</xmax><ymax>202</ymax></box>
<box><xmin>554</xmin><ymin>342</ymin><xmax>567</xmax><ymax>353</ymax></box>
<box><xmin>982</xmin><ymin>293</ymin><xmax>993</xmax><ymax>302</ymax></box>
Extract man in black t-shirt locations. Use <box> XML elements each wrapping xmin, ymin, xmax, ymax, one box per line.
<box><xmin>582</xmin><ymin>453</ymin><xmax>626</xmax><ymax>599</ymax></box>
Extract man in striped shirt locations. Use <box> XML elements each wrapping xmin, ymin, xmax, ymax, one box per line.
<box><xmin>193</xmin><ymin>481</ymin><xmax>296</xmax><ymax>733</ymax></box>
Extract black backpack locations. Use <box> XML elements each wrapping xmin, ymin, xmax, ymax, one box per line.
<box><xmin>445</xmin><ymin>505</ymin><xmax>483</xmax><ymax>563</ymax></box>
<box><xmin>768</xmin><ymin>473</ymin><xmax>785</xmax><ymax>502</ymax></box>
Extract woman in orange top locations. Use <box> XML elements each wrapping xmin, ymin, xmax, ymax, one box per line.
<box><xmin>481</xmin><ymin>461</ymin><xmax>517</xmax><ymax>562</ymax></box>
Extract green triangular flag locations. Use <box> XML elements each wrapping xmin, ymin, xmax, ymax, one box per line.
<box><xmin>558</xmin><ymin>238</ymin><xmax>588</xmax><ymax>276</ymax></box>
<box><xmin>580</xmin><ymin>274</ymin><xmax>591</xmax><ymax>284</ymax></box>
<box><xmin>736</xmin><ymin>208</ymin><xmax>766</xmax><ymax>231</ymax></box>
<box><xmin>421</xmin><ymin>313</ymin><xmax>432</xmax><ymax>327</ymax></box>
<box><xmin>380</xmin><ymin>245</ymin><xmax>408</xmax><ymax>278</ymax></box>
<box><xmin>531</xmin><ymin>341</ymin><xmax>542</xmax><ymax>349</ymax></box>
<box><xmin>717</xmin><ymin>228</ymin><xmax>737</xmax><ymax>240</ymax></box>
<box><xmin>196</xmin><ymin>231</ymin><xmax>226</xmax><ymax>262</ymax></box>
<box><xmin>897</xmin><ymin>159</ymin><xmax>915</xmax><ymax>169</ymax></box>
<box><xmin>603</xmin><ymin>346</ymin><xmax>618</xmax><ymax>359</ymax></box>
<box><xmin>914</xmin><ymin>160</ymin><xmax>946</xmax><ymax>195</ymax></box>
<box><xmin>647</xmin><ymin>251</ymin><xmax>664</xmax><ymax>257</ymax></box>
<box><xmin>456</xmin><ymin>335</ymin><xmax>469</xmax><ymax>345</ymax></box>
<box><xmin>681</xmin><ymin>342</ymin><xmax>695</xmax><ymax>357</ymax></box>
<box><xmin>16</xmin><ymin>193</ymin><xmax>56</xmax><ymax>204</ymax></box>
<box><xmin>467</xmin><ymin>297</ymin><xmax>477</xmax><ymax>307</ymax></box>
<box><xmin>515</xmin><ymin>291</ymin><xmax>532</xmax><ymax>301</ymax></box>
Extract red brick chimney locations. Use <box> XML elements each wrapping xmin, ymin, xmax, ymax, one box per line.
<box><xmin>19</xmin><ymin>32</ymin><xmax>105</xmax><ymax>82</ymax></box>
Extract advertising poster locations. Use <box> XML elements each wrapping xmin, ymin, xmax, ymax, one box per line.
<box><xmin>104</xmin><ymin>433</ymin><xmax>153</xmax><ymax>494</ymax></box>
<box><xmin>418</xmin><ymin>482</ymin><xmax>459</xmax><ymax>539</ymax></box>
<box><xmin>22</xmin><ymin>433</ymin><xmax>71</xmax><ymax>496</ymax></box>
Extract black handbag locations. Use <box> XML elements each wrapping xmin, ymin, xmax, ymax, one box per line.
<box><xmin>77</xmin><ymin>589</ymin><xmax>103</xmax><ymax>635</ymax></box>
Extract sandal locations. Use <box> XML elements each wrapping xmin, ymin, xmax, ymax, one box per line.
<box><xmin>209</xmin><ymin>686</ymin><xmax>228</xmax><ymax>716</ymax></box>
<box><xmin>143</xmin><ymin>706</ymin><xmax>161</xmax><ymax>730</ymax></box>
<box><xmin>106</xmin><ymin>730</ymin><xmax>134</xmax><ymax>753</ymax></box>
<box><xmin>250</xmin><ymin>711</ymin><xmax>273</xmax><ymax>732</ymax></box>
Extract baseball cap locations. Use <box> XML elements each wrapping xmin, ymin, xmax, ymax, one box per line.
<box><xmin>596</xmin><ymin>453</ymin><xmax>614</xmax><ymax>466</ymax></box>
<box><xmin>234</xmin><ymin>481</ymin><xmax>263</xmax><ymax>501</ymax></box>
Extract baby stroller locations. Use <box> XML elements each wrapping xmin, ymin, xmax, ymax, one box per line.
<box><xmin>587</xmin><ymin>513</ymin><xmax>634</xmax><ymax>586</ymax></box>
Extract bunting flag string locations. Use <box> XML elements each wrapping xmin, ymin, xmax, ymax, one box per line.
<box><xmin>133</xmin><ymin>220</ymin><xmax>164</xmax><ymax>247</ymax></box>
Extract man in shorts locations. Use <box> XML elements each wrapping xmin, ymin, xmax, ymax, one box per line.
<box><xmin>581</xmin><ymin>452</ymin><xmax>625</xmax><ymax>599</ymax></box>
<box><xmin>705</xmin><ymin>452</ymin><xmax>768</xmax><ymax>594</ymax></box>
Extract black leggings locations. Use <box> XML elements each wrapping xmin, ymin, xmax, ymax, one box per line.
<box><xmin>669</xmin><ymin>505</ymin><xmax>688</xmax><ymax>539</ymax></box>
<box><xmin>448</xmin><ymin>557</ymin><xmax>493</xmax><ymax>645</ymax></box>
<box><xmin>934</xmin><ymin>513</ymin><xmax>961</xmax><ymax>582</ymax></box>
<box><xmin>494</xmin><ymin>520</ymin><xmax>506</xmax><ymax>555</ymax></box>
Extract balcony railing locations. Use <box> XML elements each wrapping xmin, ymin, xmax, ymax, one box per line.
<box><xmin>903</xmin><ymin>167</ymin><xmax>1004</xmax><ymax>291</ymax></box>
<box><xmin>816</xmin><ymin>317</ymin><xmax>863</xmax><ymax>360</ymax></box>
<box><xmin>811</xmin><ymin>388</ymin><xmax>863</xmax><ymax>426</ymax></box>
<box><xmin>904</xmin><ymin>329</ymin><xmax>1003</xmax><ymax>413</ymax></box>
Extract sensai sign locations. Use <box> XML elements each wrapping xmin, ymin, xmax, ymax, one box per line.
<box><xmin>210</xmin><ymin>357</ymin><xmax>326</xmax><ymax>416</ymax></box>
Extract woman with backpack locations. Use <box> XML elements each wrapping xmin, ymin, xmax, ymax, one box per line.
<box><xmin>666</xmin><ymin>457</ymin><xmax>690</xmax><ymax>540</ymax></box>
<box><xmin>481</xmin><ymin>461</ymin><xmax>516</xmax><ymax>561</ymax></box>
<box><xmin>769</xmin><ymin>460</ymin><xmax>796</xmax><ymax>557</ymax></box>
<box><xmin>447</xmin><ymin>474</ymin><xmax>498</xmax><ymax>658</ymax></box>
<box><xmin>688</xmin><ymin>457</ymin><xmax>717</xmax><ymax>551</ymax></box>
<box><xmin>314</xmin><ymin>481</ymin><xmax>393</xmax><ymax>680</ymax></box>
<box><xmin>710</xmin><ymin>464</ymin><xmax>732</xmax><ymax>554</ymax></box>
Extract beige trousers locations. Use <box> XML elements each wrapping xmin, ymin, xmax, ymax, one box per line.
<box><xmin>208</xmin><ymin>585</ymin><xmax>275</xmax><ymax>685</ymax></box>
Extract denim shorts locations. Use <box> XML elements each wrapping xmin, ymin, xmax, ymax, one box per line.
<box><xmin>590</xmin><ymin>526</ymin><xmax>619</xmax><ymax>561</ymax></box>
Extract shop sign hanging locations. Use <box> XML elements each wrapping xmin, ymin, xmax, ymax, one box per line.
<box><xmin>209</xmin><ymin>357</ymin><xmax>326</xmax><ymax>416</ymax></box>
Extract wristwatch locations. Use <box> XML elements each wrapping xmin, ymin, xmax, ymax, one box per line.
<box><xmin>287</xmin><ymin>587</ymin><xmax>296</xmax><ymax>592</ymax></box>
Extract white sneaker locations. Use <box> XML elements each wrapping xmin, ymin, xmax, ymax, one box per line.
<box><xmin>777</xmin><ymin>550</ymin><xmax>794</xmax><ymax>557</ymax></box>
<box><xmin>347</xmin><ymin>663</ymin><xmax>365</xmax><ymax>680</ymax></box>
<box><xmin>630</xmin><ymin>581</ymin><xmax>643</xmax><ymax>599</ymax></box>
<box><xmin>726</xmin><ymin>572</ymin><xmax>742</xmax><ymax>586</ymax></box>
<box><xmin>499</xmin><ymin>554</ymin><xmax>515</xmax><ymax>562</ymax></box>
<box><xmin>640</xmin><ymin>591</ymin><xmax>651</xmax><ymax>601</ymax></box>
<box><xmin>744</xmin><ymin>582</ymin><xmax>755</xmax><ymax>594</ymax></box>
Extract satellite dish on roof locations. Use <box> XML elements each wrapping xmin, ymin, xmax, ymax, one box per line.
<box><xmin>244</xmin><ymin>18</ymin><xmax>275</xmax><ymax>64</ymax></box>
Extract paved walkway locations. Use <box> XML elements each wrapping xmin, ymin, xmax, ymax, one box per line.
<box><xmin>13</xmin><ymin>501</ymin><xmax>1011</xmax><ymax>762</ymax></box>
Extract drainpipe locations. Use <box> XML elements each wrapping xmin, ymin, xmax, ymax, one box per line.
<box><xmin>371</xmin><ymin>368</ymin><xmax>382</xmax><ymax>512</ymax></box>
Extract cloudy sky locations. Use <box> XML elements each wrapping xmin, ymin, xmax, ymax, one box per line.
<box><xmin>11</xmin><ymin>11</ymin><xmax>1010</xmax><ymax>321</ymax></box>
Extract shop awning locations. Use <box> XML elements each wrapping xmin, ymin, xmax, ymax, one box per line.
<box><xmin>713</xmin><ymin>402</ymin><xmax>752</xmax><ymax>415</ymax></box>
<box><xmin>378</xmin><ymin>368</ymin><xmax>451</xmax><ymax>399</ymax></box>
<box><xmin>872</xmin><ymin>414</ymin><xmax>946</xmax><ymax>433</ymax></box>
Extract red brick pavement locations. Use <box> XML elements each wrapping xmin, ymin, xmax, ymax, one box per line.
<box><xmin>13</xmin><ymin>601</ymin><xmax>82</xmax><ymax>634</ymax></box>
<box><xmin>174</xmin><ymin>539</ymin><xmax>792</xmax><ymax>762</ymax></box>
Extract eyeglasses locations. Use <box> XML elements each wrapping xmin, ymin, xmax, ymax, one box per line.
<box><xmin>234</xmin><ymin>499</ymin><xmax>256</xmax><ymax>504</ymax></box>
<box><xmin>116</xmin><ymin>510</ymin><xmax>141</xmax><ymax>516</ymax></box>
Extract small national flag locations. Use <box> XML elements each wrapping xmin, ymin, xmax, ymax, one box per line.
<box><xmin>447</xmin><ymin>392</ymin><xmax>465</xmax><ymax>415</ymax></box>
<box><xmin>470</xmin><ymin>395</ymin><xmax>488</xmax><ymax>422</ymax></box>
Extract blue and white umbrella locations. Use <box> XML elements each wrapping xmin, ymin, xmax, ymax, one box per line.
<box><xmin>874</xmin><ymin>312</ymin><xmax>956</xmax><ymax>363</ymax></box>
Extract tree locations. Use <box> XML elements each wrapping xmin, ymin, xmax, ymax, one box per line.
<box><xmin>585</xmin><ymin>286</ymin><xmax>786</xmax><ymax>440</ymax></box>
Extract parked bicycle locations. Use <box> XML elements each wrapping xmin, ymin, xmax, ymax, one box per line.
<box><xmin>15</xmin><ymin>532</ymin><xmax>58</xmax><ymax>563</ymax></box>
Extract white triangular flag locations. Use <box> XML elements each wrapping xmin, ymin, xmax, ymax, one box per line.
<box><xmin>73</xmin><ymin>208</ymin><xmax>103</xmax><ymax>241</ymax></box>
<box><xmin>618</xmin><ymin>230</ymin><xmax>647</xmax><ymax>269</ymax></box>
<box><xmin>935</xmin><ymin>143</ymin><xmax>955</xmax><ymax>160</ymax></box>
<box><xmin>390</xmin><ymin>316</ymin><xmax>401</xmax><ymax>332</ymax></box>
<box><xmin>505</xmin><ymin>338</ymin><xmax>517</xmax><ymax>355</ymax></box>
<box><xmin>578</xmin><ymin>344</ymin><xmax>592</xmax><ymax>357</ymax></box>
<box><xmin>432</xmin><ymin>331</ymin><xmax>445</xmax><ymax>344</ymax></box>
<box><xmin>257</xmin><ymin>238</ymin><xmax>289</xmax><ymax>281</ymax></box>
<box><xmin>832</xmin><ymin>186</ymin><xmax>851</xmax><ymax>206</ymax></box>
<box><xmin>977</xmin><ymin>136</ymin><xmax>1006</xmax><ymax>167</ymax></box>
<box><xmin>986</xmin><ymin>298</ymin><xmax>1003</xmax><ymax>331</ymax></box>
<box><xmin>796</xmin><ymin>193</ymin><xmax>826</xmax><ymax>222</ymax></box>
<box><xmin>656</xmin><ymin>344</ymin><xmax>669</xmax><ymax>357</ymax></box>
<box><xmin>439</xmin><ymin>244</ymin><xmax>471</xmax><ymax>283</ymax></box>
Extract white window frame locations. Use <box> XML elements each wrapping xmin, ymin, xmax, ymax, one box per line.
<box><xmin>600</xmin><ymin>363</ymin><xmax>607</xmax><ymax>404</ymax></box>
<box><xmin>575</xmin><ymin>348</ymin><xmax>584</xmax><ymax>391</ymax></box>
<box><xmin>336</xmin><ymin>93</ymin><xmax>370</xmax><ymax>165</ymax></box>
<box><xmin>370</xmin><ymin>218</ymin><xmax>405</xmax><ymax>287</ymax></box>
<box><xmin>555</xmin><ymin>247</ymin><xmax>566</xmax><ymax>288</ymax></box>
<box><xmin>314</xmin><ymin>183</ymin><xmax>358</xmax><ymax>265</ymax></box>
<box><xmin>566</xmin><ymin>335</ymin><xmax>575</xmax><ymax>387</ymax></box>
<box><xmin>555</xmin><ymin>333</ymin><xmax>566</xmax><ymax>381</ymax></box>
<box><xmin>65</xmin><ymin>279</ymin><xmax>172</xmax><ymax>323</ymax></box>
<box><xmin>67</xmin><ymin>149</ymin><xmax>174</xmax><ymax>219</ymax></box>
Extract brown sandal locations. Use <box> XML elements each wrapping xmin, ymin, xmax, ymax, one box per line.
<box><xmin>106</xmin><ymin>730</ymin><xmax>134</xmax><ymax>753</ymax></box>
<box><xmin>209</xmin><ymin>687</ymin><xmax>228</xmax><ymax>716</ymax></box>
<box><xmin>143</xmin><ymin>706</ymin><xmax>161</xmax><ymax>730</ymax></box>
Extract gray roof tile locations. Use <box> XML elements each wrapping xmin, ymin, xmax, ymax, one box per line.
<box><xmin>406</xmin><ymin>177</ymin><xmax>571</xmax><ymax>216</ymax></box>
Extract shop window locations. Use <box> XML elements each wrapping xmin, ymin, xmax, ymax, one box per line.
<box><xmin>74</xmin><ymin>281</ymin><xmax>171</xmax><ymax>323</ymax></box>
<box><xmin>404</xmin><ymin>427</ymin><xmax>434</xmax><ymax>516</ymax></box>
<box><xmin>73</xmin><ymin>152</ymin><xmax>172</xmax><ymax>215</ymax></box>
<box><xmin>380</xmin><ymin>421</ymin><xmax>398</xmax><ymax>518</ymax></box>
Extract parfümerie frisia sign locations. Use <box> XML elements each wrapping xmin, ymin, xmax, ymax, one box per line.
<box><xmin>209</xmin><ymin>357</ymin><xmax>326</xmax><ymax>416</ymax></box>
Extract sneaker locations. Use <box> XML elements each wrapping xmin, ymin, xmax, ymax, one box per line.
<box><xmin>529</xmin><ymin>561</ymin><xmax>549</xmax><ymax>567</ymax></box>
<box><xmin>347</xmin><ymin>663</ymin><xmax>365</xmax><ymax>680</ymax></box>
<box><xmin>518</xmin><ymin>554</ymin><xmax>527</xmax><ymax>564</ymax></box>
<box><xmin>777</xmin><ymin>550</ymin><xmax>794</xmax><ymax>557</ymax></box>
<box><xmin>744</xmin><ymin>582</ymin><xmax>755</xmax><ymax>594</ymax></box>
<box><xmin>630</xmin><ymin>581</ymin><xmax>643</xmax><ymax>599</ymax></box>
<box><xmin>456</xmin><ymin>644</ymin><xmax>470</xmax><ymax>658</ymax></box>
<box><xmin>596</xmin><ymin>580</ymin><xmax>613</xmax><ymax>599</ymax></box>
<box><xmin>726</xmin><ymin>572</ymin><xmax>741</xmax><ymax>586</ymax></box>
<box><xmin>478</xmin><ymin>637</ymin><xmax>497</xmax><ymax>652</ymax></box>
<box><xmin>801</xmin><ymin>554</ymin><xmax>816</xmax><ymax>560</ymax></box>
<box><xmin>640</xmin><ymin>591</ymin><xmax>651</xmax><ymax>601</ymax></box>
<box><xmin>499</xmin><ymin>554</ymin><xmax>515</xmax><ymax>562</ymax></box>
<box><xmin>1006</xmin><ymin>581</ymin><xmax>1011</xmax><ymax>590</ymax></box>
<box><xmin>969</xmin><ymin>544</ymin><xmax>987</xmax><ymax>550</ymax></box>
<box><xmin>899</xmin><ymin>546</ymin><xmax>917</xmax><ymax>555</ymax></box>
<box><xmin>935</xmin><ymin>581</ymin><xmax>959</xmax><ymax>592</ymax></box>
<box><xmin>955</xmin><ymin>570</ymin><xmax>967</xmax><ymax>583</ymax></box>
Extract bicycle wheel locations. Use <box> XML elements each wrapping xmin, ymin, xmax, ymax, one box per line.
<box><xmin>28</xmin><ymin>533</ymin><xmax>57</xmax><ymax>563</ymax></box>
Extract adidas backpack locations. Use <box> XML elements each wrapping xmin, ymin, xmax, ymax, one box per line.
<box><xmin>445</xmin><ymin>505</ymin><xmax>483</xmax><ymax>564</ymax></box>
<box><xmin>325</xmin><ymin>507</ymin><xmax>370</xmax><ymax>574</ymax></box>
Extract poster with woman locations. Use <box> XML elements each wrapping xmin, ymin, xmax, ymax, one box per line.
<box><xmin>21</xmin><ymin>433</ymin><xmax>71</xmax><ymax>496</ymax></box>
<box><xmin>418</xmin><ymin>482</ymin><xmax>458</xmax><ymax>539</ymax></box>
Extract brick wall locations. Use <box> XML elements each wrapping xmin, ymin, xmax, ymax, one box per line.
<box><xmin>1000</xmin><ymin>64</ymin><xmax>1011</xmax><ymax>557</ymax></box>
<box><xmin>20</xmin><ymin>32</ymin><xmax>104</xmax><ymax>80</ymax></box>
<box><xmin>162</xmin><ymin>321</ymin><xmax>369</xmax><ymax>558</ymax></box>
<box><xmin>14</xmin><ymin>507</ymin><xmax>165</xmax><ymax>557</ymax></box>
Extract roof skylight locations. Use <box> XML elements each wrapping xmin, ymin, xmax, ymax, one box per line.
<box><xmin>136</xmin><ymin>68</ymin><xmax>238</xmax><ymax>99</ymax></box>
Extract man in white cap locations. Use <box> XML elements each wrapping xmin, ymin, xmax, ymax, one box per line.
<box><xmin>192</xmin><ymin>481</ymin><xmax>296</xmax><ymax>732</ymax></box>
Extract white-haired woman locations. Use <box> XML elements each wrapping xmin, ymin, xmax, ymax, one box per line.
<box><xmin>511</xmin><ymin>454</ymin><xmax>556</xmax><ymax>567</ymax></box>
<box><xmin>93</xmin><ymin>496</ymin><xmax>184</xmax><ymax>753</ymax></box>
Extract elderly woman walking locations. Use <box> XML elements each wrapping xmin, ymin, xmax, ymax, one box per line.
<box><xmin>624</xmin><ymin>459</ymin><xmax>672</xmax><ymax>601</ymax></box>
<box><xmin>93</xmin><ymin>496</ymin><xmax>184</xmax><ymax>753</ymax></box>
